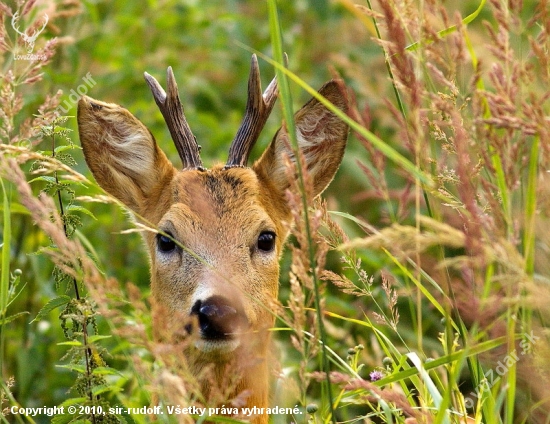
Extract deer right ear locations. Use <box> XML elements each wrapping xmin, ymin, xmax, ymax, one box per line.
<box><xmin>77</xmin><ymin>96</ymin><xmax>175</xmax><ymax>215</ymax></box>
<box><xmin>253</xmin><ymin>80</ymin><xmax>348</xmax><ymax>199</ymax></box>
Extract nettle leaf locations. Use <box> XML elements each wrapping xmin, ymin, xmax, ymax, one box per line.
<box><xmin>58</xmin><ymin>397</ymin><xmax>87</xmax><ymax>407</ymax></box>
<box><xmin>35</xmin><ymin>149</ymin><xmax>54</xmax><ymax>156</ymax></box>
<box><xmin>87</xmin><ymin>335</ymin><xmax>112</xmax><ymax>343</ymax></box>
<box><xmin>29</xmin><ymin>175</ymin><xmax>57</xmax><ymax>184</ymax></box>
<box><xmin>32</xmin><ymin>295</ymin><xmax>71</xmax><ymax>323</ymax></box>
<box><xmin>56</xmin><ymin>363</ymin><xmax>87</xmax><ymax>373</ymax></box>
<box><xmin>54</xmin><ymin>144</ymin><xmax>73</xmax><ymax>154</ymax></box>
<box><xmin>92</xmin><ymin>367</ymin><xmax>121</xmax><ymax>376</ymax></box>
<box><xmin>66</xmin><ymin>205</ymin><xmax>97</xmax><ymax>220</ymax></box>
<box><xmin>57</xmin><ymin>340</ymin><xmax>82</xmax><ymax>346</ymax></box>
<box><xmin>92</xmin><ymin>383</ymin><xmax>122</xmax><ymax>396</ymax></box>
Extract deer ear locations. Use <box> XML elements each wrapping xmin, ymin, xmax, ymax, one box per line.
<box><xmin>77</xmin><ymin>96</ymin><xmax>175</xmax><ymax>215</ymax></box>
<box><xmin>253</xmin><ymin>80</ymin><xmax>348</xmax><ymax>197</ymax></box>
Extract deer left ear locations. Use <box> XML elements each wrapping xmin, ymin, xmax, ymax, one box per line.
<box><xmin>253</xmin><ymin>80</ymin><xmax>349</xmax><ymax>198</ymax></box>
<box><xmin>77</xmin><ymin>96</ymin><xmax>176</xmax><ymax>215</ymax></box>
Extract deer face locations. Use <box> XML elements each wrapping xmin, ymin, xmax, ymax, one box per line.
<box><xmin>77</xmin><ymin>56</ymin><xmax>348</xmax><ymax>408</ymax></box>
<box><xmin>148</xmin><ymin>166</ymin><xmax>288</xmax><ymax>357</ymax></box>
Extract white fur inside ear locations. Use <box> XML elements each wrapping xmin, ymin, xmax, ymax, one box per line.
<box><xmin>105</xmin><ymin>124</ymin><xmax>156</xmax><ymax>180</ymax></box>
<box><xmin>297</xmin><ymin>123</ymin><xmax>324</xmax><ymax>165</ymax></box>
<box><xmin>275</xmin><ymin>111</ymin><xmax>338</xmax><ymax>171</ymax></box>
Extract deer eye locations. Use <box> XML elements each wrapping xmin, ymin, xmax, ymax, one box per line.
<box><xmin>257</xmin><ymin>231</ymin><xmax>276</xmax><ymax>252</ymax></box>
<box><xmin>157</xmin><ymin>232</ymin><xmax>176</xmax><ymax>253</ymax></box>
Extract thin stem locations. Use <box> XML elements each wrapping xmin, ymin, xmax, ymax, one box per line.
<box><xmin>51</xmin><ymin>131</ymin><xmax>96</xmax><ymax>423</ymax></box>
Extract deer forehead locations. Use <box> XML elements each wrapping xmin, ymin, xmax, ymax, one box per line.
<box><xmin>174</xmin><ymin>166</ymin><xmax>260</xmax><ymax>210</ymax></box>
<box><xmin>158</xmin><ymin>165</ymin><xmax>287</xmax><ymax>245</ymax></box>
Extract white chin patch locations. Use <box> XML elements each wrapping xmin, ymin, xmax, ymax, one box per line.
<box><xmin>194</xmin><ymin>338</ymin><xmax>240</xmax><ymax>353</ymax></box>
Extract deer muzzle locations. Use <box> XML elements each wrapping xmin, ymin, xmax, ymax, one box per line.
<box><xmin>188</xmin><ymin>295</ymin><xmax>249</xmax><ymax>353</ymax></box>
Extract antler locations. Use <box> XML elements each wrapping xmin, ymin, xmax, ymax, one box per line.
<box><xmin>226</xmin><ymin>54</ymin><xmax>278</xmax><ymax>168</ymax></box>
<box><xmin>144</xmin><ymin>67</ymin><xmax>203</xmax><ymax>170</ymax></box>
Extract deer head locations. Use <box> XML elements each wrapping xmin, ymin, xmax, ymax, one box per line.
<box><xmin>77</xmin><ymin>55</ymin><xmax>348</xmax><ymax>422</ymax></box>
<box><xmin>11</xmin><ymin>11</ymin><xmax>48</xmax><ymax>53</ymax></box>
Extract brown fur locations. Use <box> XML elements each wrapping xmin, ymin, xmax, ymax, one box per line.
<box><xmin>77</xmin><ymin>79</ymin><xmax>348</xmax><ymax>423</ymax></box>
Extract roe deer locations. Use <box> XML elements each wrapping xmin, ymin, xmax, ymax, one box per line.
<box><xmin>77</xmin><ymin>55</ymin><xmax>348</xmax><ymax>423</ymax></box>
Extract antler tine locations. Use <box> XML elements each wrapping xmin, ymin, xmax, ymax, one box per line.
<box><xmin>144</xmin><ymin>67</ymin><xmax>203</xmax><ymax>170</ymax></box>
<box><xmin>226</xmin><ymin>54</ymin><xmax>278</xmax><ymax>168</ymax></box>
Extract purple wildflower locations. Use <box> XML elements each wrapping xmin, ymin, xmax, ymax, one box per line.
<box><xmin>370</xmin><ymin>370</ymin><xmax>384</xmax><ymax>381</ymax></box>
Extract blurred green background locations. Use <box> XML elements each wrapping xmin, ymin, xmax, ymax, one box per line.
<box><xmin>3</xmin><ymin>0</ymin><xmax>546</xmax><ymax>421</ymax></box>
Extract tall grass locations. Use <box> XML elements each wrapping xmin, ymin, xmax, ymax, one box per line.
<box><xmin>1</xmin><ymin>0</ymin><xmax>549</xmax><ymax>423</ymax></box>
<box><xmin>322</xmin><ymin>0</ymin><xmax>550</xmax><ymax>422</ymax></box>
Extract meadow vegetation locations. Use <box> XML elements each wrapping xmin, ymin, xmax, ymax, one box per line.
<box><xmin>1</xmin><ymin>0</ymin><xmax>549</xmax><ymax>423</ymax></box>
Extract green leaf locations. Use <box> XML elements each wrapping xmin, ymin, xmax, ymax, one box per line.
<box><xmin>28</xmin><ymin>175</ymin><xmax>57</xmax><ymax>184</ymax></box>
<box><xmin>57</xmin><ymin>340</ymin><xmax>83</xmax><ymax>346</ymax></box>
<box><xmin>58</xmin><ymin>397</ymin><xmax>87</xmax><ymax>407</ymax></box>
<box><xmin>56</xmin><ymin>364</ymin><xmax>87</xmax><ymax>373</ymax></box>
<box><xmin>0</xmin><ymin>311</ymin><xmax>30</xmax><ymax>325</ymax></box>
<box><xmin>36</xmin><ymin>149</ymin><xmax>53</xmax><ymax>156</ymax></box>
<box><xmin>31</xmin><ymin>295</ymin><xmax>71</xmax><ymax>323</ymax></box>
<box><xmin>66</xmin><ymin>205</ymin><xmax>97</xmax><ymax>220</ymax></box>
<box><xmin>92</xmin><ymin>366</ymin><xmax>122</xmax><ymax>376</ymax></box>
<box><xmin>54</xmin><ymin>144</ymin><xmax>75</xmax><ymax>154</ymax></box>
<box><xmin>92</xmin><ymin>383</ymin><xmax>122</xmax><ymax>395</ymax></box>
<box><xmin>87</xmin><ymin>335</ymin><xmax>112</xmax><ymax>343</ymax></box>
<box><xmin>57</xmin><ymin>179</ymin><xmax>83</xmax><ymax>186</ymax></box>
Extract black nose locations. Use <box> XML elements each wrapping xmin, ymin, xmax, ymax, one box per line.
<box><xmin>190</xmin><ymin>296</ymin><xmax>247</xmax><ymax>340</ymax></box>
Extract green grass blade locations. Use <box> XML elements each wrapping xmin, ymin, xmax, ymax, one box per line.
<box><xmin>405</xmin><ymin>0</ymin><xmax>487</xmax><ymax>51</ymax></box>
<box><xmin>0</xmin><ymin>177</ymin><xmax>12</xmax><ymax>377</ymax></box>
<box><xmin>407</xmin><ymin>352</ymin><xmax>449</xmax><ymax>423</ymax></box>
<box><xmin>0</xmin><ymin>178</ymin><xmax>10</xmax><ymax>316</ymax></box>
<box><xmin>267</xmin><ymin>1</ymin><xmax>336</xmax><ymax>421</ymax></box>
